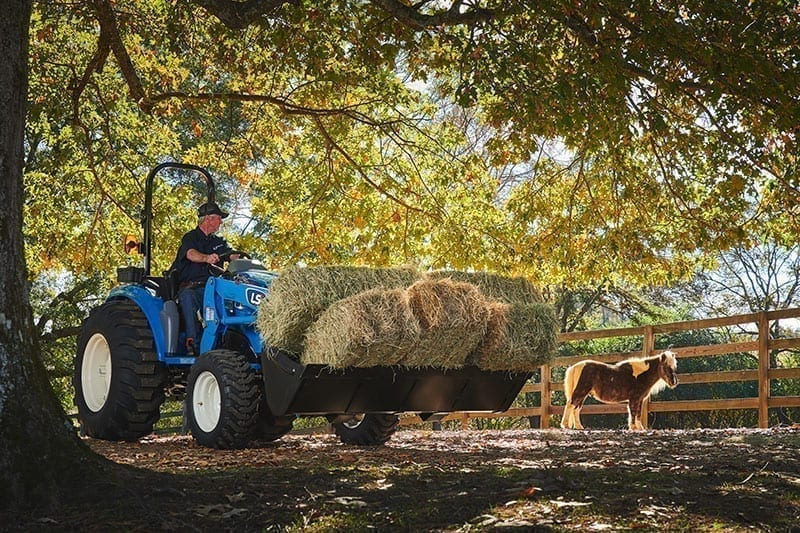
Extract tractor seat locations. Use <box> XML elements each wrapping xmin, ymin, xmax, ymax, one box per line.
<box><xmin>162</xmin><ymin>269</ymin><xmax>181</xmax><ymax>300</ymax></box>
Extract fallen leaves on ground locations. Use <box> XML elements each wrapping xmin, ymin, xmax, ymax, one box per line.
<box><xmin>4</xmin><ymin>427</ymin><xmax>800</xmax><ymax>531</ymax></box>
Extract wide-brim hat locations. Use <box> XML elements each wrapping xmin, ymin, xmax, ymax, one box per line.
<box><xmin>198</xmin><ymin>201</ymin><xmax>229</xmax><ymax>219</ymax></box>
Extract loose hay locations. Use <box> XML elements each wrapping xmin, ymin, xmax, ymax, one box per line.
<box><xmin>302</xmin><ymin>288</ymin><xmax>420</xmax><ymax>368</ymax></box>
<box><xmin>469</xmin><ymin>302</ymin><xmax>558</xmax><ymax>371</ymax></box>
<box><xmin>402</xmin><ymin>278</ymin><xmax>490</xmax><ymax>368</ymax></box>
<box><xmin>258</xmin><ymin>265</ymin><xmax>422</xmax><ymax>354</ymax></box>
<box><xmin>428</xmin><ymin>270</ymin><xmax>542</xmax><ymax>305</ymax></box>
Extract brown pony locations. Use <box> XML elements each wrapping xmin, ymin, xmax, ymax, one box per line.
<box><xmin>560</xmin><ymin>351</ymin><xmax>678</xmax><ymax>430</ymax></box>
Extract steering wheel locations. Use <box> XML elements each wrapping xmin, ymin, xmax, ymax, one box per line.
<box><xmin>208</xmin><ymin>262</ymin><xmax>227</xmax><ymax>277</ymax></box>
<box><xmin>211</xmin><ymin>251</ymin><xmax>252</xmax><ymax>279</ymax></box>
<box><xmin>219</xmin><ymin>250</ymin><xmax>250</xmax><ymax>262</ymax></box>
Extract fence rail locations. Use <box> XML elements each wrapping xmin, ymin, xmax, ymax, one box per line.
<box><xmin>402</xmin><ymin>308</ymin><xmax>800</xmax><ymax>430</ymax></box>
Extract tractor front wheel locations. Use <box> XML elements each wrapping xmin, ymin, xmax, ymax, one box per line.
<box><xmin>333</xmin><ymin>413</ymin><xmax>399</xmax><ymax>445</ymax></box>
<box><xmin>186</xmin><ymin>349</ymin><xmax>259</xmax><ymax>449</ymax></box>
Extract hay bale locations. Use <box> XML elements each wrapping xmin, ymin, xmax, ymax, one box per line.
<box><xmin>302</xmin><ymin>288</ymin><xmax>420</xmax><ymax>368</ymax></box>
<box><xmin>257</xmin><ymin>264</ymin><xmax>554</xmax><ymax>370</ymax></box>
<box><xmin>258</xmin><ymin>265</ymin><xmax>422</xmax><ymax>354</ymax></box>
<box><xmin>428</xmin><ymin>270</ymin><xmax>542</xmax><ymax>305</ymax></box>
<box><xmin>401</xmin><ymin>278</ymin><xmax>490</xmax><ymax>368</ymax></box>
<box><xmin>472</xmin><ymin>300</ymin><xmax>511</xmax><ymax>362</ymax></box>
<box><xmin>469</xmin><ymin>302</ymin><xmax>558</xmax><ymax>371</ymax></box>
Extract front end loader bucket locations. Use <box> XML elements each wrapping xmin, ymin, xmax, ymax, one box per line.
<box><xmin>261</xmin><ymin>350</ymin><xmax>531</xmax><ymax>416</ymax></box>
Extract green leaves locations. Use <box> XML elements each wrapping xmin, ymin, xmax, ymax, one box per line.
<box><xmin>23</xmin><ymin>0</ymin><xmax>800</xmax><ymax>291</ymax></box>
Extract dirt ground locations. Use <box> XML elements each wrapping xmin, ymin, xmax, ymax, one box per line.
<box><xmin>5</xmin><ymin>427</ymin><xmax>800</xmax><ymax>531</ymax></box>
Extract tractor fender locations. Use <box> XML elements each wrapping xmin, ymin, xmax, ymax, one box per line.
<box><xmin>107</xmin><ymin>285</ymin><xmax>169</xmax><ymax>360</ymax></box>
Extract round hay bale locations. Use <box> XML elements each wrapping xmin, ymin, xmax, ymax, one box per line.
<box><xmin>302</xmin><ymin>288</ymin><xmax>420</xmax><ymax>368</ymax></box>
<box><xmin>428</xmin><ymin>270</ymin><xmax>542</xmax><ymax>305</ymax></box>
<box><xmin>469</xmin><ymin>302</ymin><xmax>558</xmax><ymax>371</ymax></box>
<box><xmin>257</xmin><ymin>265</ymin><xmax>422</xmax><ymax>354</ymax></box>
<box><xmin>402</xmin><ymin>278</ymin><xmax>490</xmax><ymax>368</ymax></box>
<box><xmin>473</xmin><ymin>300</ymin><xmax>511</xmax><ymax>360</ymax></box>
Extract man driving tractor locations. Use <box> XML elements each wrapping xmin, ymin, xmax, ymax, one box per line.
<box><xmin>170</xmin><ymin>201</ymin><xmax>239</xmax><ymax>355</ymax></box>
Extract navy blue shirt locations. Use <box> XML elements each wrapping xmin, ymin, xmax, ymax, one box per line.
<box><xmin>171</xmin><ymin>227</ymin><xmax>233</xmax><ymax>284</ymax></box>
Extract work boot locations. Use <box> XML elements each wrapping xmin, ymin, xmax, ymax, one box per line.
<box><xmin>186</xmin><ymin>338</ymin><xmax>199</xmax><ymax>357</ymax></box>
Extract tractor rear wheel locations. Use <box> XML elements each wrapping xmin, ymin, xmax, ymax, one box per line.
<box><xmin>333</xmin><ymin>413</ymin><xmax>399</xmax><ymax>445</ymax></box>
<box><xmin>74</xmin><ymin>300</ymin><xmax>167</xmax><ymax>441</ymax></box>
<box><xmin>186</xmin><ymin>349</ymin><xmax>259</xmax><ymax>449</ymax></box>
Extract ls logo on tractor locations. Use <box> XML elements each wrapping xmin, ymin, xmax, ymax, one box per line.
<box><xmin>246</xmin><ymin>288</ymin><xmax>266</xmax><ymax>306</ymax></box>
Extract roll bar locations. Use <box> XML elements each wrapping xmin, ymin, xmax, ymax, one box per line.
<box><xmin>142</xmin><ymin>163</ymin><xmax>216</xmax><ymax>276</ymax></box>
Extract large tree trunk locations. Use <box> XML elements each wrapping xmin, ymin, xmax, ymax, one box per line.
<box><xmin>0</xmin><ymin>0</ymin><xmax>90</xmax><ymax>509</ymax></box>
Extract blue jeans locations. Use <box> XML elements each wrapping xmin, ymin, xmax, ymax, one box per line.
<box><xmin>178</xmin><ymin>285</ymin><xmax>205</xmax><ymax>343</ymax></box>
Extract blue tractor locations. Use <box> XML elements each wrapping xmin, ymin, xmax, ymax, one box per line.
<box><xmin>73</xmin><ymin>163</ymin><xmax>531</xmax><ymax>449</ymax></box>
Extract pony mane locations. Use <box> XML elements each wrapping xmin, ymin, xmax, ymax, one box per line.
<box><xmin>649</xmin><ymin>377</ymin><xmax>668</xmax><ymax>396</ymax></box>
<box><xmin>616</xmin><ymin>354</ymin><xmax>660</xmax><ymax>377</ymax></box>
<box><xmin>616</xmin><ymin>354</ymin><xmax>663</xmax><ymax>366</ymax></box>
<box><xmin>616</xmin><ymin>351</ymin><xmax>677</xmax><ymax>396</ymax></box>
<box><xmin>650</xmin><ymin>351</ymin><xmax>678</xmax><ymax>396</ymax></box>
<box><xmin>662</xmin><ymin>350</ymin><xmax>678</xmax><ymax>370</ymax></box>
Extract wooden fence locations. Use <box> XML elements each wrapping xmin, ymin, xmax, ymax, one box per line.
<box><xmin>404</xmin><ymin>308</ymin><xmax>800</xmax><ymax>430</ymax></box>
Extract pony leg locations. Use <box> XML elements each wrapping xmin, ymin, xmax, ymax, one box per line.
<box><xmin>560</xmin><ymin>404</ymin><xmax>573</xmax><ymax>429</ymax></box>
<box><xmin>572</xmin><ymin>402</ymin><xmax>584</xmax><ymax>430</ymax></box>
<box><xmin>628</xmin><ymin>401</ymin><xmax>644</xmax><ymax>430</ymax></box>
<box><xmin>561</xmin><ymin>397</ymin><xmax>586</xmax><ymax>430</ymax></box>
<box><xmin>561</xmin><ymin>363</ymin><xmax>586</xmax><ymax>430</ymax></box>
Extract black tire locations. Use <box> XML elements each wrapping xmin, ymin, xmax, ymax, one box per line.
<box><xmin>186</xmin><ymin>349</ymin><xmax>259</xmax><ymax>449</ymax></box>
<box><xmin>253</xmin><ymin>396</ymin><xmax>293</xmax><ymax>442</ymax></box>
<box><xmin>73</xmin><ymin>300</ymin><xmax>167</xmax><ymax>441</ymax></box>
<box><xmin>333</xmin><ymin>413</ymin><xmax>399</xmax><ymax>445</ymax></box>
<box><xmin>253</xmin><ymin>412</ymin><xmax>294</xmax><ymax>442</ymax></box>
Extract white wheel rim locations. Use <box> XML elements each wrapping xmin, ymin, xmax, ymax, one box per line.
<box><xmin>343</xmin><ymin>414</ymin><xmax>364</xmax><ymax>429</ymax></box>
<box><xmin>82</xmin><ymin>333</ymin><xmax>112</xmax><ymax>412</ymax></box>
<box><xmin>193</xmin><ymin>371</ymin><xmax>221</xmax><ymax>433</ymax></box>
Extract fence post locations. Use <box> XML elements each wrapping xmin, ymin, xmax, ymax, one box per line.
<box><xmin>540</xmin><ymin>364</ymin><xmax>551</xmax><ymax>429</ymax></box>
<box><xmin>758</xmin><ymin>311</ymin><xmax>770</xmax><ymax>428</ymax></box>
<box><xmin>642</xmin><ymin>325</ymin><xmax>655</xmax><ymax>429</ymax></box>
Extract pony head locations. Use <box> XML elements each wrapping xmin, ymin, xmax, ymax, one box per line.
<box><xmin>658</xmin><ymin>350</ymin><xmax>679</xmax><ymax>389</ymax></box>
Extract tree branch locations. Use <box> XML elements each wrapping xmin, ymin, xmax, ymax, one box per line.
<box><xmin>148</xmin><ymin>90</ymin><xmax>386</xmax><ymax>124</ymax></box>
<box><xmin>35</xmin><ymin>276</ymin><xmax>100</xmax><ymax>337</ymax></box>
<box><xmin>71</xmin><ymin>22</ymin><xmax>110</xmax><ymax>124</ymax></box>
<box><xmin>40</xmin><ymin>326</ymin><xmax>83</xmax><ymax>344</ymax></box>
<box><xmin>191</xmin><ymin>0</ymin><xmax>298</xmax><ymax>30</ymax></box>
<box><xmin>565</xmin><ymin>283</ymin><xmax>607</xmax><ymax>332</ymax></box>
<box><xmin>370</xmin><ymin>0</ymin><xmax>494</xmax><ymax>29</ymax></box>
<box><xmin>312</xmin><ymin>116</ymin><xmax>423</xmax><ymax>213</ymax></box>
<box><xmin>91</xmin><ymin>0</ymin><xmax>151</xmax><ymax>112</ymax></box>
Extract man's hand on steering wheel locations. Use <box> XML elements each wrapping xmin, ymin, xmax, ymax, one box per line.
<box><xmin>219</xmin><ymin>250</ymin><xmax>250</xmax><ymax>262</ymax></box>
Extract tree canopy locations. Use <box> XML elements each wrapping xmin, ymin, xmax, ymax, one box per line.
<box><xmin>26</xmin><ymin>0</ymin><xmax>800</xmax><ymax>290</ymax></box>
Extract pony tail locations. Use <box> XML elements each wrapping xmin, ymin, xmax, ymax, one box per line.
<box><xmin>563</xmin><ymin>363</ymin><xmax>577</xmax><ymax>402</ymax></box>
